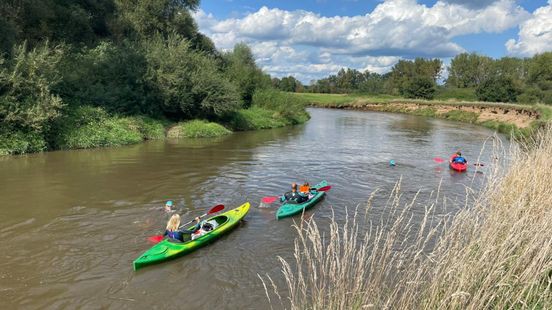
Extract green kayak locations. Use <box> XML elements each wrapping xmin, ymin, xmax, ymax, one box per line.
<box><xmin>133</xmin><ymin>202</ymin><xmax>250</xmax><ymax>271</ymax></box>
<box><xmin>276</xmin><ymin>181</ymin><xmax>327</xmax><ymax>220</ymax></box>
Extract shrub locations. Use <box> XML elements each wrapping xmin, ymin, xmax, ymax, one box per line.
<box><xmin>400</xmin><ymin>76</ymin><xmax>436</xmax><ymax>100</ymax></box>
<box><xmin>0</xmin><ymin>42</ymin><xmax>64</xmax><ymax>131</ymax></box>
<box><xmin>51</xmin><ymin>106</ymin><xmax>160</xmax><ymax>149</ymax></box>
<box><xmin>476</xmin><ymin>77</ymin><xmax>520</xmax><ymax>102</ymax></box>
<box><xmin>252</xmin><ymin>89</ymin><xmax>310</xmax><ymax>125</ymax></box>
<box><xmin>167</xmin><ymin>120</ymin><xmax>231</xmax><ymax>138</ymax></box>
<box><xmin>0</xmin><ymin>128</ymin><xmax>47</xmax><ymax>155</ymax></box>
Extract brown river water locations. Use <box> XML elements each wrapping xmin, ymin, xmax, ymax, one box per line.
<box><xmin>0</xmin><ymin>108</ymin><xmax>505</xmax><ymax>309</ymax></box>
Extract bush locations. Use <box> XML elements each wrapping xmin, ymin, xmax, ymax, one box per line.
<box><xmin>517</xmin><ymin>88</ymin><xmax>544</xmax><ymax>104</ymax></box>
<box><xmin>400</xmin><ymin>76</ymin><xmax>436</xmax><ymax>100</ymax></box>
<box><xmin>476</xmin><ymin>77</ymin><xmax>519</xmax><ymax>102</ymax></box>
<box><xmin>51</xmin><ymin>106</ymin><xmax>162</xmax><ymax>149</ymax></box>
<box><xmin>251</xmin><ymin>89</ymin><xmax>310</xmax><ymax>125</ymax></box>
<box><xmin>228</xmin><ymin>106</ymin><xmax>290</xmax><ymax>131</ymax></box>
<box><xmin>144</xmin><ymin>34</ymin><xmax>241</xmax><ymax>119</ymax></box>
<box><xmin>56</xmin><ymin>41</ymin><xmax>155</xmax><ymax>116</ymax></box>
<box><xmin>167</xmin><ymin>120</ymin><xmax>231</xmax><ymax>138</ymax></box>
<box><xmin>0</xmin><ymin>128</ymin><xmax>47</xmax><ymax>155</ymax></box>
<box><xmin>0</xmin><ymin>42</ymin><xmax>64</xmax><ymax>131</ymax></box>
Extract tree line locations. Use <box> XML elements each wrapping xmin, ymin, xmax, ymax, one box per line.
<box><xmin>275</xmin><ymin>52</ymin><xmax>552</xmax><ymax>104</ymax></box>
<box><xmin>0</xmin><ymin>0</ymin><xmax>283</xmax><ymax>154</ymax></box>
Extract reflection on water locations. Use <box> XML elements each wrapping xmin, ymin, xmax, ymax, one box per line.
<box><xmin>0</xmin><ymin>108</ymin><xmax>505</xmax><ymax>309</ymax></box>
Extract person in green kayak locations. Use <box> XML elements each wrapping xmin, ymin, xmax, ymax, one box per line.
<box><xmin>163</xmin><ymin>214</ymin><xmax>201</xmax><ymax>242</ymax></box>
<box><xmin>281</xmin><ymin>183</ymin><xmax>308</xmax><ymax>204</ymax></box>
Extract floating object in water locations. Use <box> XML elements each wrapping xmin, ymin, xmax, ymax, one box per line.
<box><xmin>389</xmin><ymin>160</ymin><xmax>396</xmax><ymax>166</ymax></box>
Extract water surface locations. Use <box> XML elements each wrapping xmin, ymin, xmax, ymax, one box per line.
<box><xmin>0</xmin><ymin>108</ymin><xmax>503</xmax><ymax>309</ymax></box>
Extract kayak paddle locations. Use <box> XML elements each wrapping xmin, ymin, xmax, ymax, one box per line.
<box><xmin>178</xmin><ymin>204</ymin><xmax>225</xmax><ymax>229</ymax></box>
<box><xmin>315</xmin><ymin>185</ymin><xmax>331</xmax><ymax>192</ymax></box>
<box><xmin>474</xmin><ymin>163</ymin><xmax>485</xmax><ymax>166</ymax></box>
<box><xmin>147</xmin><ymin>204</ymin><xmax>225</xmax><ymax>244</ymax></box>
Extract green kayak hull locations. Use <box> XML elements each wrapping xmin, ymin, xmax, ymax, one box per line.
<box><xmin>133</xmin><ymin>202</ymin><xmax>250</xmax><ymax>271</ymax></box>
<box><xmin>276</xmin><ymin>181</ymin><xmax>327</xmax><ymax>220</ymax></box>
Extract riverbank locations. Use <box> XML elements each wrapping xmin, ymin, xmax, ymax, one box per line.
<box><xmin>296</xmin><ymin>93</ymin><xmax>552</xmax><ymax>138</ymax></box>
<box><xmin>0</xmin><ymin>90</ymin><xmax>309</xmax><ymax>156</ymax></box>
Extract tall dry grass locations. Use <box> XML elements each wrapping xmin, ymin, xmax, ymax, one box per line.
<box><xmin>260</xmin><ymin>127</ymin><xmax>552</xmax><ymax>309</ymax></box>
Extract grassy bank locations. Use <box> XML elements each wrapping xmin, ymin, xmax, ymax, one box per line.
<box><xmin>0</xmin><ymin>90</ymin><xmax>309</xmax><ymax>155</ymax></box>
<box><xmin>295</xmin><ymin>92</ymin><xmax>552</xmax><ymax>138</ymax></box>
<box><xmin>261</xmin><ymin>126</ymin><xmax>552</xmax><ymax>309</ymax></box>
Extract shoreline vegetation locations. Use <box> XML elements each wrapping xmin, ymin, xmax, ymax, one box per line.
<box><xmin>0</xmin><ymin>0</ymin><xmax>309</xmax><ymax>156</ymax></box>
<box><xmin>296</xmin><ymin>92</ymin><xmax>552</xmax><ymax>138</ymax></box>
<box><xmin>261</xmin><ymin>126</ymin><xmax>552</xmax><ymax>309</ymax></box>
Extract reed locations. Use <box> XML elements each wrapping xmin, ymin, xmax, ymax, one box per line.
<box><xmin>261</xmin><ymin>127</ymin><xmax>552</xmax><ymax>309</ymax></box>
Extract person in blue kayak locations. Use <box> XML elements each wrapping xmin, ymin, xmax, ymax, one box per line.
<box><xmin>163</xmin><ymin>214</ymin><xmax>201</xmax><ymax>242</ymax></box>
<box><xmin>281</xmin><ymin>183</ymin><xmax>308</xmax><ymax>204</ymax></box>
<box><xmin>451</xmin><ymin>151</ymin><xmax>467</xmax><ymax>164</ymax></box>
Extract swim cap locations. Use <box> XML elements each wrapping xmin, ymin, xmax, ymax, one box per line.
<box><xmin>166</xmin><ymin>200</ymin><xmax>173</xmax><ymax>207</ymax></box>
<box><xmin>389</xmin><ymin>160</ymin><xmax>396</xmax><ymax>166</ymax></box>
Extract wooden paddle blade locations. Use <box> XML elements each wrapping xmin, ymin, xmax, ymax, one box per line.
<box><xmin>208</xmin><ymin>204</ymin><xmax>224</xmax><ymax>214</ymax></box>
<box><xmin>261</xmin><ymin>196</ymin><xmax>278</xmax><ymax>204</ymax></box>
<box><xmin>433</xmin><ymin>157</ymin><xmax>445</xmax><ymax>163</ymax></box>
<box><xmin>316</xmin><ymin>185</ymin><xmax>332</xmax><ymax>192</ymax></box>
<box><xmin>148</xmin><ymin>235</ymin><xmax>164</xmax><ymax>244</ymax></box>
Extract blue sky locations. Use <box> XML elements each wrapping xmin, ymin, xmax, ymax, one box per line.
<box><xmin>194</xmin><ymin>0</ymin><xmax>552</xmax><ymax>82</ymax></box>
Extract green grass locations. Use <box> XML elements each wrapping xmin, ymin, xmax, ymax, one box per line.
<box><xmin>229</xmin><ymin>106</ymin><xmax>290</xmax><ymax>130</ymax></box>
<box><xmin>434</xmin><ymin>87</ymin><xmax>478</xmax><ymax>101</ymax></box>
<box><xmin>167</xmin><ymin>120</ymin><xmax>231</xmax><ymax>138</ymax></box>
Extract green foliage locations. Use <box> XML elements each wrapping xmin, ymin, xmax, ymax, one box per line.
<box><xmin>51</xmin><ymin>106</ymin><xmax>164</xmax><ymax>149</ymax></box>
<box><xmin>57</xmin><ymin>41</ymin><xmax>154</xmax><ymax>115</ymax></box>
<box><xmin>401</xmin><ymin>76</ymin><xmax>436</xmax><ymax>100</ymax></box>
<box><xmin>223</xmin><ymin>43</ymin><xmax>271</xmax><ymax>106</ymax></box>
<box><xmin>167</xmin><ymin>120</ymin><xmax>231</xmax><ymax>138</ymax></box>
<box><xmin>0</xmin><ymin>127</ymin><xmax>47</xmax><ymax>155</ymax></box>
<box><xmin>229</xmin><ymin>106</ymin><xmax>292</xmax><ymax>131</ymax></box>
<box><xmin>0</xmin><ymin>0</ymin><xmax>114</xmax><ymax>48</ymax></box>
<box><xmin>434</xmin><ymin>87</ymin><xmax>478</xmax><ymax>101</ymax></box>
<box><xmin>0</xmin><ymin>42</ymin><xmax>64</xmax><ymax>131</ymax></box>
<box><xmin>275</xmin><ymin>76</ymin><xmax>302</xmax><ymax>92</ymax></box>
<box><xmin>447</xmin><ymin>53</ymin><xmax>494</xmax><ymax>88</ymax></box>
<box><xmin>144</xmin><ymin>34</ymin><xmax>241</xmax><ymax>119</ymax></box>
<box><xmin>476</xmin><ymin>77</ymin><xmax>520</xmax><ymax>103</ymax></box>
<box><xmin>252</xmin><ymin>89</ymin><xmax>310</xmax><ymax>124</ymax></box>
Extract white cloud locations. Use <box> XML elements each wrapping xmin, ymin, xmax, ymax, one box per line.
<box><xmin>506</xmin><ymin>0</ymin><xmax>552</xmax><ymax>56</ymax></box>
<box><xmin>194</xmin><ymin>0</ymin><xmax>530</xmax><ymax>82</ymax></box>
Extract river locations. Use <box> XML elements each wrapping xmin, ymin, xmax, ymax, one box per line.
<box><xmin>0</xmin><ymin>108</ymin><xmax>504</xmax><ymax>309</ymax></box>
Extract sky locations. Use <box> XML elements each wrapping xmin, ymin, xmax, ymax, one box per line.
<box><xmin>193</xmin><ymin>0</ymin><xmax>552</xmax><ymax>83</ymax></box>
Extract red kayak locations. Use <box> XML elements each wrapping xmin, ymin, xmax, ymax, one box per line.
<box><xmin>449</xmin><ymin>161</ymin><xmax>467</xmax><ymax>172</ymax></box>
<box><xmin>449</xmin><ymin>155</ymin><xmax>468</xmax><ymax>172</ymax></box>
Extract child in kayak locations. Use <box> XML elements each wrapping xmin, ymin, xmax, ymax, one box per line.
<box><xmin>281</xmin><ymin>183</ymin><xmax>308</xmax><ymax>203</ymax></box>
<box><xmin>451</xmin><ymin>151</ymin><xmax>467</xmax><ymax>164</ymax></box>
<box><xmin>164</xmin><ymin>214</ymin><xmax>201</xmax><ymax>242</ymax></box>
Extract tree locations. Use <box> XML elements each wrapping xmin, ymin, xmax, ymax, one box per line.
<box><xmin>401</xmin><ymin>76</ymin><xmax>436</xmax><ymax>99</ymax></box>
<box><xmin>223</xmin><ymin>43</ymin><xmax>270</xmax><ymax>107</ymax></box>
<box><xmin>476</xmin><ymin>77</ymin><xmax>519</xmax><ymax>103</ymax></box>
<box><xmin>447</xmin><ymin>53</ymin><xmax>493</xmax><ymax>88</ymax></box>
<box><xmin>0</xmin><ymin>42</ymin><xmax>64</xmax><ymax>131</ymax></box>
<box><xmin>144</xmin><ymin>34</ymin><xmax>241</xmax><ymax>119</ymax></box>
